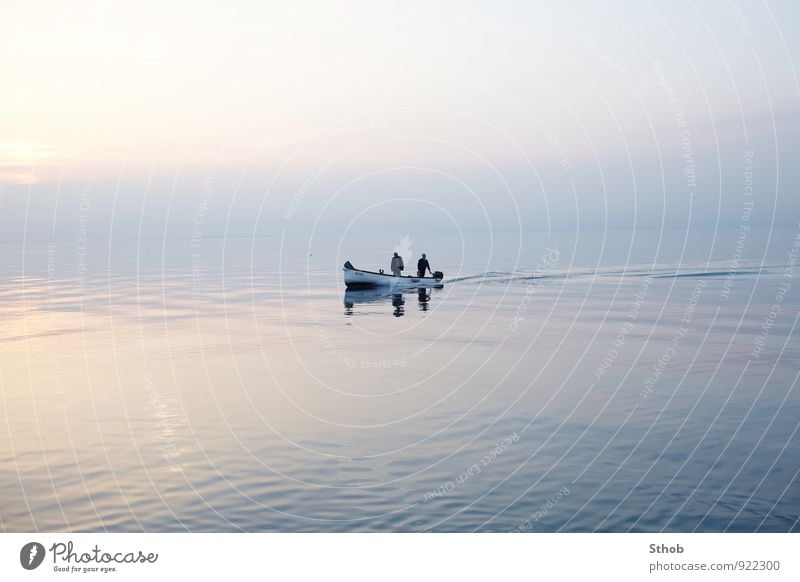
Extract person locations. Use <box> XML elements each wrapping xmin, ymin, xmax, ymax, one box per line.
<box><xmin>391</xmin><ymin>252</ymin><xmax>404</xmax><ymax>276</ymax></box>
<box><xmin>417</xmin><ymin>253</ymin><xmax>432</xmax><ymax>277</ymax></box>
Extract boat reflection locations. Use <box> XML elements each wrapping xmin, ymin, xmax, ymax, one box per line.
<box><xmin>344</xmin><ymin>287</ymin><xmax>438</xmax><ymax>317</ymax></box>
<box><xmin>417</xmin><ymin>288</ymin><xmax>431</xmax><ymax>311</ymax></box>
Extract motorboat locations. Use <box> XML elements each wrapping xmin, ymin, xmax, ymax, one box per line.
<box><xmin>343</xmin><ymin>260</ymin><xmax>443</xmax><ymax>289</ymax></box>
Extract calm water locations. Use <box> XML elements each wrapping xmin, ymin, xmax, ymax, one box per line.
<box><xmin>1</xmin><ymin>228</ymin><xmax>798</xmax><ymax>532</ymax></box>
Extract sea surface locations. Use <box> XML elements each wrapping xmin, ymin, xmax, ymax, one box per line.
<box><xmin>1</xmin><ymin>227</ymin><xmax>798</xmax><ymax>532</ymax></box>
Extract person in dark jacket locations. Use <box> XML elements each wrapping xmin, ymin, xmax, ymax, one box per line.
<box><xmin>417</xmin><ymin>253</ymin><xmax>432</xmax><ymax>277</ymax></box>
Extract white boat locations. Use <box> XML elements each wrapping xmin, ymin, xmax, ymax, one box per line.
<box><xmin>343</xmin><ymin>261</ymin><xmax>444</xmax><ymax>289</ymax></box>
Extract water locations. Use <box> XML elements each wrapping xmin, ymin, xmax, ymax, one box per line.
<box><xmin>1</xmin><ymin>227</ymin><xmax>798</xmax><ymax>532</ymax></box>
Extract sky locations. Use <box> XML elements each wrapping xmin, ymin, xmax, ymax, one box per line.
<box><xmin>0</xmin><ymin>0</ymin><xmax>798</xmax><ymax>241</ymax></box>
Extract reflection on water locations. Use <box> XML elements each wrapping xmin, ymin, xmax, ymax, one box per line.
<box><xmin>392</xmin><ymin>294</ymin><xmax>404</xmax><ymax>317</ymax></box>
<box><xmin>417</xmin><ymin>288</ymin><xmax>431</xmax><ymax>311</ymax></box>
<box><xmin>344</xmin><ymin>287</ymin><xmax>439</xmax><ymax>317</ymax></box>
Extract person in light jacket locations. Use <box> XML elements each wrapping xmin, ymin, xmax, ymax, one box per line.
<box><xmin>391</xmin><ymin>252</ymin><xmax>404</xmax><ymax>276</ymax></box>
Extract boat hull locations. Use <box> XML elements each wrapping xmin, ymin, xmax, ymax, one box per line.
<box><xmin>343</xmin><ymin>264</ymin><xmax>443</xmax><ymax>289</ymax></box>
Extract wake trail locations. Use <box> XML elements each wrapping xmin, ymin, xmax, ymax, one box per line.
<box><xmin>447</xmin><ymin>264</ymin><xmax>775</xmax><ymax>285</ymax></box>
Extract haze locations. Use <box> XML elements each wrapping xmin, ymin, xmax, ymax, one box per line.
<box><xmin>1</xmin><ymin>0</ymin><xmax>798</xmax><ymax>241</ymax></box>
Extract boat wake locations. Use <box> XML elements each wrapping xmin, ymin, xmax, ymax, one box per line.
<box><xmin>447</xmin><ymin>263</ymin><xmax>774</xmax><ymax>285</ymax></box>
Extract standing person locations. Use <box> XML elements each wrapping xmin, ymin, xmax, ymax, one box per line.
<box><xmin>391</xmin><ymin>252</ymin><xmax>404</xmax><ymax>276</ymax></box>
<box><xmin>417</xmin><ymin>253</ymin><xmax>432</xmax><ymax>277</ymax></box>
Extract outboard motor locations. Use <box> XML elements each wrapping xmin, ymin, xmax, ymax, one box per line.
<box><xmin>433</xmin><ymin>270</ymin><xmax>444</xmax><ymax>280</ymax></box>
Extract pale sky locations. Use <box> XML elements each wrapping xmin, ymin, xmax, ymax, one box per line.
<box><xmin>1</xmin><ymin>0</ymin><xmax>798</xmax><ymax>240</ymax></box>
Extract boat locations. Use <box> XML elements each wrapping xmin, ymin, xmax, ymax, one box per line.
<box><xmin>343</xmin><ymin>260</ymin><xmax>444</xmax><ymax>289</ymax></box>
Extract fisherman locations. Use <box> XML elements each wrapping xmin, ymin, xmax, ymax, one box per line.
<box><xmin>417</xmin><ymin>253</ymin><xmax>432</xmax><ymax>277</ymax></box>
<box><xmin>391</xmin><ymin>252</ymin><xmax>404</xmax><ymax>276</ymax></box>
